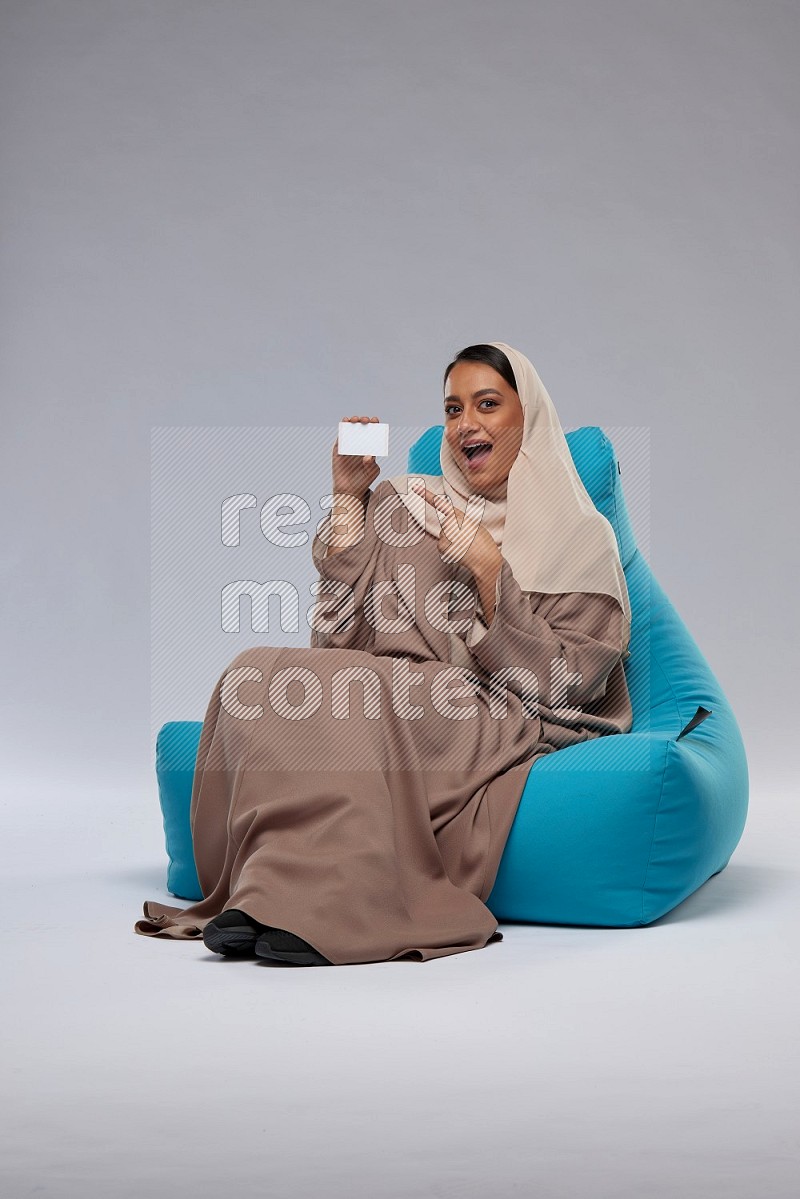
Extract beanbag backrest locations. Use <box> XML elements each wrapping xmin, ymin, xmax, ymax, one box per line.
<box><xmin>407</xmin><ymin>425</ymin><xmax>749</xmax><ymax>925</ymax></box>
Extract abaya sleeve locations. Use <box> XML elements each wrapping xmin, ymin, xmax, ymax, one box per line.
<box><xmin>309</xmin><ymin>486</ymin><xmax>379</xmax><ymax>652</ymax></box>
<box><xmin>464</xmin><ymin>558</ymin><xmax>633</xmax><ymax>740</ymax></box>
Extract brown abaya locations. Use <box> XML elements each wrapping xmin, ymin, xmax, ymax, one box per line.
<box><xmin>134</xmin><ymin>478</ymin><xmax>632</xmax><ymax>964</ymax></box>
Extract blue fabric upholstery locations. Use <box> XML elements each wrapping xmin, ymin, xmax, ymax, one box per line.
<box><xmin>154</xmin><ymin>426</ymin><xmax>748</xmax><ymax>925</ymax></box>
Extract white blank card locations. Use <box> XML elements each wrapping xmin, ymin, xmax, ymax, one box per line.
<box><xmin>337</xmin><ymin>421</ymin><xmax>390</xmax><ymax>457</ymax></box>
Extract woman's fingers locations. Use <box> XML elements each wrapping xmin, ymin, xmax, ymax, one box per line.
<box><xmin>406</xmin><ymin>483</ymin><xmax>489</xmax><ymax>569</ymax></box>
<box><xmin>410</xmin><ymin>483</ymin><xmax>471</xmax><ymax>538</ymax></box>
<box><xmin>410</xmin><ymin>482</ymin><xmax>440</xmax><ymax>509</ymax></box>
<box><xmin>419</xmin><ymin>484</ymin><xmax>462</xmax><ymax>523</ymax></box>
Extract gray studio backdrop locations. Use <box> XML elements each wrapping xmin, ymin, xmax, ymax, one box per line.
<box><xmin>1</xmin><ymin>0</ymin><xmax>796</xmax><ymax>789</ymax></box>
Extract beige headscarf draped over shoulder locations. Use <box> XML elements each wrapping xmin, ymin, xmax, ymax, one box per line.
<box><xmin>387</xmin><ymin>340</ymin><xmax>632</xmax><ymax>663</ymax></box>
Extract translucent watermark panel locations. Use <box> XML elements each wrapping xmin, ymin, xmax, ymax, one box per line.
<box><xmin>151</xmin><ymin>424</ymin><xmax>651</xmax><ymax>774</ymax></box>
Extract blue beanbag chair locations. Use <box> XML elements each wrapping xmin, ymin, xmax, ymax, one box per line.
<box><xmin>154</xmin><ymin>426</ymin><xmax>748</xmax><ymax>926</ymax></box>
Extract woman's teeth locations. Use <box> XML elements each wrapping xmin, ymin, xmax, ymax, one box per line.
<box><xmin>463</xmin><ymin>442</ymin><xmax>492</xmax><ymax>464</ymax></box>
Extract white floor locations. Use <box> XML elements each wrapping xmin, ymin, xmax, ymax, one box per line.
<box><xmin>2</xmin><ymin>767</ymin><xmax>797</xmax><ymax>1199</ymax></box>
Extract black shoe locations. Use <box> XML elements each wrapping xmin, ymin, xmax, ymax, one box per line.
<box><xmin>202</xmin><ymin>908</ymin><xmax>263</xmax><ymax>956</ymax></box>
<box><xmin>254</xmin><ymin>927</ymin><xmax>331</xmax><ymax>966</ymax></box>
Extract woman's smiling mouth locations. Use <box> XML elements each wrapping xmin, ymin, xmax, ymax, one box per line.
<box><xmin>462</xmin><ymin>441</ymin><xmax>493</xmax><ymax>469</ymax></box>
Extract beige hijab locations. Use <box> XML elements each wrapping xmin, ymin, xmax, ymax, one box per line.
<box><xmin>387</xmin><ymin>340</ymin><xmax>632</xmax><ymax>663</ymax></box>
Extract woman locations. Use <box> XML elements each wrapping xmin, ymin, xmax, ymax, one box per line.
<box><xmin>134</xmin><ymin>341</ymin><xmax>633</xmax><ymax>966</ymax></box>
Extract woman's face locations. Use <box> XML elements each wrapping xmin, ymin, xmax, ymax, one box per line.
<box><xmin>443</xmin><ymin>361</ymin><xmax>524</xmax><ymax>495</ymax></box>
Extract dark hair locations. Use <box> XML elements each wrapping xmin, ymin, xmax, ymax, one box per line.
<box><xmin>443</xmin><ymin>344</ymin><xmax>518</xmax><ymax>394</ymax></box>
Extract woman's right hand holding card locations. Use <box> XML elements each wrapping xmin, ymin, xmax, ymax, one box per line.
<box><xmin>332</xmin><ymin>415</ymin><xmax>382</xmax><ymax>500</ymax></box>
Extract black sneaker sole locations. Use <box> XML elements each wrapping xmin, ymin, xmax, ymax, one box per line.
<box><xmin>254</xmin><ymin>934</ymin><xmax>330</xmax><ymax>966</ymax></box>
<box><xmin>202</xmin><ymin>924</ymin><xmax>259</xmax><ymax>956</ymax></box>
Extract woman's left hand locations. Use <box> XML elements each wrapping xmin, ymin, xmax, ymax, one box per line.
<box><xmin>412</xmin><ymin>482</ymin><xmax>503</xmax><ymax>582</ymax></box>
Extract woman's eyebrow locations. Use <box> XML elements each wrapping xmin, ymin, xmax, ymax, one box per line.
<box><xmin>444</xmin><ymin>388</ymin><xmax>502</xmax><ymax>403</ymax></box>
